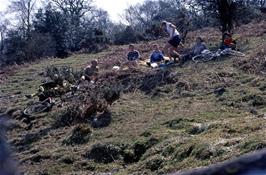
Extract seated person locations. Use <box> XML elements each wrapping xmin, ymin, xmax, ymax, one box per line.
<box><xmin>82</xmin><ymin>59</ymin><xmax>99</xmax><ymax>82</ymax></box>
<box><xmin>127</xmin><ymin>44</ymin><xmax>141</xmax><ymax>61</ymax></box>
<box><xmin>150</xmin><ymin>44</ymin><xmax>164</xmax><ymax>63</ymax></box>
<box><xmin>220</xmin><ymin>32</ymin><xmax>236</xmax><ymax>50</ymax></box>
<box><xmin>121</xmin><ymin>44</ymin><xmax>141</xmax><ymax>69</ymax></box>
<box><xmin>181</xmin><ymin>37</ymin><xmax>208</xmax><ymax>63</ymax></box>
<box><xmin>191</xmin><ymin>37</ymin><xmax>208</xmax><ymax>56</ymax></box>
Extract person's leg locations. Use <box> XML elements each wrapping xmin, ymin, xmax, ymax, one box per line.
<box><xmin>164</xmin><ymin>43</ymin><xmax>172</xmax><ymax>57</ymax></box>
<box><xmin>169</xmin><ymin>46</ymin><xmax>181</xmax><ymax>62</ymax></box>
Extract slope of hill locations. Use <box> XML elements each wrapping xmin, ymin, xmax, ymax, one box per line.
<box><xmin>1</xmin><ymin>20</ymin><xmax>266</xmax><ymax>175</ymax></box>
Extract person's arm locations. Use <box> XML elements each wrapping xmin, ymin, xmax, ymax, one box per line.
<box><xmin>150</xmin><ymin>53</ymin><xmax>154</xmax><ymax>62</ymax></box>
<box><xmin>136</xmin><ymin>51</ymin><xmax>141</xmax><ymax>60</ymax></box>
<box><xmin>127</xmin><ymin>52</ymin><xmax>131</xmax><ymax>60</ymax></box>
<box><xmin>170</xmin><ymin>24</ymin><xmax>176</xmax><ymax>38</ymax></box>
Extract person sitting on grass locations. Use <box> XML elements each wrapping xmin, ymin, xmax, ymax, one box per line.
<box><xmin>82</xmin><ymin>59</ymin><xmax>99</xmax><ymax>83</ymax></box>
<box><xmin>181</xmin><ymin>37</ymin><xmax>208</xmax><ymax>64</ymax></box>
<box><xmin>220</xmin><ymin>32</ymin><xmax>236</xmax><ymax>50</ymax></box>
<box><xmin>150</xmin><ymin>44</ymin><xmax>165</xmax><ymax>63</ymax></box>
<box><xmin>127</xmin><ymin>44</ymin><xmax>141</xmax><ymax>61</ymax></box>
<box><xmin>160</xmin><ymin>20</ymin><xmax>182</xmax><ymax>62</ymax></box>
<box><xmin>121</xmin><ymin>44</ymin><xmax>141</xmax><ymax>69</ymax></box>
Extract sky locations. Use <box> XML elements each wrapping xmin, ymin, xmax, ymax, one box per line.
<box><xmin>94</xmin><ymin>0</ymin><xmax>144</xmax><ymax>22</ymax></box>
<box><xmin>0</xmin><ymin>0</ymin><xmax>144</xmax><ymax>23</ymax></box>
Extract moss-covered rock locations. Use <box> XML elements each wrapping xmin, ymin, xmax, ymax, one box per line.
<box><xmin>86</xmin><ymin>143</ymin><xmax>124</xmax><ymax>163</ymax></box>
<box><xmin>145</xmin><ymin>156</ymin><xmax>164</xmax><ymax>171</ymax></box>
<box><xmin>191</xmin><ymin>144</ymin><xmax>213</xmax><ymax>160</ymax></box>
<box><xmin>63</xmin><ymin>124</ymin><xmax>92</xmax><ymax>145</ymax></box>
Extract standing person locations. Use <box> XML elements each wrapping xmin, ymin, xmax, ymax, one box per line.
<box><xmin>160</xmin><ymin>21</ymin><xmax>182</xmax><ymax>62</ymax></box>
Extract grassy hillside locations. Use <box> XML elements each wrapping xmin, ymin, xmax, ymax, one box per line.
<box><xmin>1</xmin><ymin>20</ymin><xmax>266</xmax><ymax>175</ymax></box>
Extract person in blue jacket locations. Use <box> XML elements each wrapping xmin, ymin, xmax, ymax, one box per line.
<box><xmin>150</xmin><ymin>44</ymin><xmax>164</xmax><ymax>63</ymax></box>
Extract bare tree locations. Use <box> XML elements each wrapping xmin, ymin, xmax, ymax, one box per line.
<box><xmin>51</xmin><ymin>0</ymin><xmax>93</xmax><ymax>24</ymax></box>
<box><xmin>9</xmin><ymin>0</ymin><xmax>37</xmax><ymax>39</ymax></box>
<box><xmin>0</xmin><ymin>15</ymin><xmax>9</xmax><ymax>54</ymax></box>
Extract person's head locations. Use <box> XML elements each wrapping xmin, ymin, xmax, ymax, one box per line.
<box><xmin>196</xmin><ymin>37</ymin><xmax>204</xmax><ymax>43</ymax></box>
<box><xmin>53</xmin><ymin>74</ymin><xmax>63</xmax><ymax>85</ymax></box>
<box><xmin>153</xmin><ymin>44</ymin><xmax>160</xmax><ymax>51</ymax></box>
<box><xmin>160</xmin><ymin>21</ymin><xmax>167</xmax><ymax>29</ymax></box>
<box><xmin>91</xmin><ymin>60</ymin><xmax>98</xmax><ymax>67</ymax></box>
<box><xmin>223</xmin><ymin>32</ymin><xmax>232</xmax><ymax>40</ymax></box>
<box><xmin>129</xmin><ymin>44</ymin><xmax>135</xmax><ymax>52</ymax></box>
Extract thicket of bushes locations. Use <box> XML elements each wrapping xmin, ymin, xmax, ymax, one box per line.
<box><xmin>0</xmin><ymin>0</ymin><xmax>265</xmax><ymax>67</ymax></box>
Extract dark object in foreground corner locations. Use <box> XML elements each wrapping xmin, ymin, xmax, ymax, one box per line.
<box><xmin>172</xmin><ymin>149</ymin><xmax>266</xmax><ymax>175</ymax></box>
<box><xmin>0</xmin><ymin>114</ymin><xmax>19</xmax><ymax>175</ymax></box>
